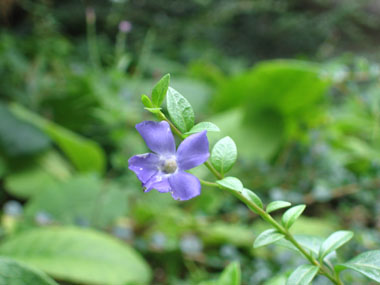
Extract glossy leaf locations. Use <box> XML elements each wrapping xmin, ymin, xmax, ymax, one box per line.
<box><xmin>286</xmin><ymin>264</ymin><xmax>319</xmax><ymax>285</ymax></box>
<box><xmin>152</xmin><ymin>73</ymin><xmax>170</xmax><ymax>107</ymax></box>
<box><xmin>254</xmin><ymin>229</ymin><xmax>285</xmax><ymax>248</ymax></box>
<box><xmin>242</xmin><ymin>188</ymin><xmax>263</xmax><ymax>209</ymax></box>
<box><xmin>0</xmin><ymin>257</ymin><xmax>58</xmax><ymax>285</ymax></box>
<box><xmin>266</xmin><ymin>201</ymin><xmax>291</xmax><ymax>213</ymax></box>
<box><xmin>185</xmin><ymin>122</ymin><xmax>220</xmax><ymax>135</ymax></box>
<box><xmin>277</xmin><ymin>235</ymin><xmax>324</xmax><ymax>257</ymax></box>
<box><xmin>319</xmin><ymin>230</ymin><xmax>354</xmax><ymax>259</ymax></box>
<box><xmin>216</xmin><ymin>176</ymin><xmax>243</xmax><ymax>192</ymax></box>
<box><xmin>282</xmin><ymin>205</ymin><xmax>306</xmax><ymax>229</ymax></box>
<box><xmin>211</xmin><ymin>136</ymin><xmax>237</xmax><ymax>175</ymax></box>
<box><xmin>0</xmin><ymin>227</ymin><xmax>152</xmax><ymax>285</ymax></box>
<box><xmin>166</xmin><ymin>87</ymin><xmax>194</xmax><ymax>133</ymax></box>
<box><xmin>336</xmin><ymin>250</ymin><xmax>380</xmax><ymax>282</ymax></box>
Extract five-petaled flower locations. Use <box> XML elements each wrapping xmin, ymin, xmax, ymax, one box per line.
<box><xmin>128</xmin><ymin>121</ymin><xmax>209</xmax><ymax>200</ymax></box>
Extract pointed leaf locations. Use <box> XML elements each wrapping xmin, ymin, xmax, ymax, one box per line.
<box><xmin>216</xmin><ymin>176</ymin><xmax>243</xmax><ymax>192</ymax></box>
<box><xmin>141</xmin><ymin>94</ymin><xmax>153</xmax><ymax>108</ymax></box>
<box><xmin>336</xmin><ymin>250</ymin><xmax>380</xmax><ymax>282</ymax></box>
<box><xmin>185</xmin><ymin>122</ymin><xmax>220</xmax><ymax>135</ymax></box>
<box><xmin>211</xmin><ymin>136</ymin><xmax>237</xmax><ymax>175</ymax></box>
<box><xmin>286</xmin><ymin>264</ymin><xmax>319</xmax><ymax>285</ymax></box>
<box><xmin>282</xmin><ymin>205</ymin><xmax>306</xmax><ymax>229</ymax></box>
<box><xmin>266</xmin><ymin>201</ymin><xmax>292</xmax><ymax>213</ymax></box>
<box><xmin>219</xmin><ymin>261</ymin><xmax>241</xmax><ymax>285</ymax></box>
<box><xmin>254</xmin><ymin>229</ymin><xmax>285</xmax><ymax>248</ymax></box>
<box><xmin>166</xmin><ymin>87</ymin><xmax>194</xmax><ymax>132</ymax></box>
<box><xmin>0</xmin><ymin>227</ymin><xmax>151</xmax><ymax>285</ymax></box>
<box><xmin>319</xmin><ymin>231</ymin><xmax>354</xmax><ymax>259</ymax></box>
<box><xmin>152</xmin><ymin>74</ymin><xmax>170</xmax><ymax>107</ymax></box>
<box><xmin>242</xmin><ymin>188</ymin><xmax>263</xmax><ymax>213</ymax></box>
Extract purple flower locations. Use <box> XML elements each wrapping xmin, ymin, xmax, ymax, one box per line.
<box><xmin>128</xmin><ymin>121</ymin><xmax>209</xmax><ymax>200</ymax></box>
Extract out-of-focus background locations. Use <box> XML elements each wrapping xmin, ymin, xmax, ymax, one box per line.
<box><xmin>1</xmin><ymin>0</ymin><xmax>380</xmax><ymax>284</ymax></box>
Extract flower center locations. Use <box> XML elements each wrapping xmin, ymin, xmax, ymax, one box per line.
<box><xmin>163</xmin><ymin>158</ymin><xmax>177</xmax><ymax>174</ymax></box>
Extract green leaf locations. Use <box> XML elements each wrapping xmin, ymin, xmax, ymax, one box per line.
<box><xmin>286</xmin><ymin>264</ymin><xmax>319</xmax><ymax>285</ymax></box>
<box><xmin>254</xmin><ymin>229</ymin><xmax>285</xmax><ymax>248</ymax></box>
<box><xmin>219</xmin><ymin>261</ymin><xmax>241</xmax><ymax>285</ymax></box>
<box><xmin>242</xmin><ymin>188</ymin><xmax>263</xmax><ymax>212</ymax></box>
<box><xmin>0</xmin><ymin>227</ymin><xmax>152</xmax><ymax>285</ymax></box>
<box><xmin>144</xmin><ymin>107</ymin><xmax>162</xmax><ymax>114</ymax></box>
<box><xmin>184</xmin><ymin>122</ymin><xmax>220</xmax><ymax>135</ymax></box>
<box><xmin>10</xmin><ymin>103</ymin><xmax>106</xmax><ymax>174</ymax></box>
<box><xmin>166</xmin><ymin>87</ymin><xmax>194</xmax><ymax>133</ymax></box>
<box><xmin>336</xmin><ymin>250</ymin><xmax>380</xmax><ymax>282</ymax></box>
<box><xmin>282</xmin><ymin>205</ymin><xmax>306</xmax><ymax>229</ymax></box>
<box><xmin>211</xmin><ymin>136</ymin><xmax>237</xmax><ymax>175</ymax></box>
<box><xmin>216</xmin><ymin>176</ymin><xmax>243</xmax><ymax>192</ymax></box>
<box><xmin>0</xmin><ymin>103</ymin><xmax>50</xmax><ymax>156</ymax></box>
<box><xmin>277</xmin><ymin>235</ymin><xmax>324</xmax><ymax>257</ymax></box>
<box><xmin>152</xmin><ymin>73</ymin><xmax>170</xmax><ymax>107</ymax></box>
<box><xmin>141</xmin><ymin>94</ymin><xmax>153</xmax><ymax>108</ymax></box>
<box><xmin>0</xmin><ymin>257</ymin><xmax>58</xmax><ymax>285</ymax></box>
<box><xmin>319</xmin><ymin>231</ymin><xmax>354</xmax><ymax>259</ymax></box>
<box><xmin>266</xmin><ymin>201</ymin><xmax>292</xmax><ymax>213</ymax></box>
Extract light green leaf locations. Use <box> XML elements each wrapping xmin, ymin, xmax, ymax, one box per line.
<box><xmin>282</xmin><ymin>205</ymin><xmax>306</xmax><ymax>229</ymax></box>
<box><xmin>277</xmin><ymin>235</ymin><xmax>324</xmax><ymax>257</ymax></box>
<box><xmin>152</xmin><ymin>73</ymin><xmax>170</xmax><ymax>107</ymax></box>
<box><xmin>0</xmin><ymin>227</ymin><xmax>152</xmax><ymax>285</ymax></box>
<box><xmin>319</xmin><ymin>231</ymin><xmax>354</xmax><ymax>259</ymax></box>
<box><xmin>336</xmin><ymin>250</ymin><xmax>380</xmax><ymax>282</ymax></box>
<box><xmin>286</xmin><ymin>264</ymin><xmax>319</xmax><ymax>285</ymax></box>
<box><xmin>242</xmin><ymin>188</ymin><xmax>263</xmax><ymax>212</ymax></box>
<box><xmin>0</xmin><ymin>257</ymin><xmax>58</xmax><ymax>285</ymax></box>
<box><xmin>166</xmin><ymin>87</ymin><xmax>194</xmax><ymax>133</ymax></box>
<box><xmin>144</xmin><ymin>107</ymin><xmax>162</xmax><ymax>114</ymax></box>
<box><xmin>254</xmin><ymin>229</ymin><xmax>285</xmax><ymax>248</ymax></box>
<box><xmin>185</xmin><ymin>122</ymin><xmax>220</xmax><ymax>135</ymax></box>
<box><xmin>10</xmin><ymin>103</ymin><xmax>106</xmax><ymax>174</ymax></box>
<box><xmin>216</xmin><ymin>177</ymin><xmax>243</xmax><ymax>192</ymax></box>
<box><xmin>219</xmin><ymin>261</ymin><xmax>241</xmax><ymax>285</ymax></box>
<box><xmin>211</xmin><ymin>136</ymin><xmax>237</xmax><ymax>175</ymax></box>
<box><xmin>266</xmin><ymin>201</ymin><xmax>292</xmax><ymax>213</ymax></box>
<box><xmin>141</xmin><ymin>94</ymin><xmax>153</xmax><ymax>108</ymax></box>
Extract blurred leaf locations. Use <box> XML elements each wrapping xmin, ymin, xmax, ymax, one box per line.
<box><xmin>201</xmin><ymin>222</ymin><xmax>254</xmax><ymax>247</ymax></box>
<box><xmin>277</xmin><ymin>235</ymin><xmax>324</xmax><ymax>256</ymax></box>
<box><xmin>152</xmin><ymin>73</ymin><xmax>170</xmax><ymax>107</ymax></box>
<box><xmin>0</xmin><ymin>227</ymin><xmax>152</xmax><ymax>285</ymax></box>
<box><xmin>216</xmin><ymin>176</ymin><xmax>243</xmax><ymax>192</ymax></box>
<box><xmin>25</xmin><ymin>175</ymin><xmax>127</xmax><ymax>228</ymax></box>
<box><xmin>266</xmin><ymin>201</ymin><xmax>292</xmax><ymax>213</ymax></box>
<box><xmin>211</xmin><ymin>136</ymin><xmax>237</xmax><ymax>175</ymax></box>
<box><xmin>10</xmin><ymin>104</ymin><xmax>105</xmax><ymax>174</ymax></box>
<box><xmin>254</xmin><ymin>229</ymin><xmax>285</xmax><ymax>248</ymax></box>
<box><xmin>282</xmin><ymin>205</ymin><xmax>306</xmax><ymax>229</ymax></box>
<box><xmin>0</xmin><ymin>103</ymin><xmax>50</xmax><ymax>156</ymax></box>
<box><xmin>0</xmin><ymin>257</ymin><xmax>58</xmax><ymax>285</ymax></box>
<box><xmin>185</xmin><ymin>122</ymin><xmax>220</xmax><ymax>135</ymax></box>
<box><xmin>166</xmin><ymin>87</ymin><xmax>194</xmax><ymax>133</ymax></box>
<box><xmin>219</xmin><ymin>261</ymin><xmax>241</xmax><ymax>285</ymax></box>
<box><xmin>319</xmin><ymin>231</ymin><xmax>354</xmax><ymax>259</ymax></box>
<box><xmin>336</xmin><ymin>250</ymin><xmax>380</xmax><ymax>282</ymax></box>
<box><xmin>286</xmin><ymin>264</ymin><xmax>319</xmax><ymax>285</ymax></box>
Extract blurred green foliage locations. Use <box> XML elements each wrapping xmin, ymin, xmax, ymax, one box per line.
<box><xmin>0</xmin><ymin>0</ymin><xmax>380</xmax><ymax>284</ymax></box>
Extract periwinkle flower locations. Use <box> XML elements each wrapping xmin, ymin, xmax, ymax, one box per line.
<box><xmin>128</xmin><ymin>121</ymin><xmax>209</xmax><ymax>200</ymax></box>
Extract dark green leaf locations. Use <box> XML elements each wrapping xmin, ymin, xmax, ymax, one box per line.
<box><xmin>254</xmin><ymin>229</ymin><xmax>285</xmax><ymax>248</ymax></box>
<box><xmin>282</xmin><ymin>205</ymin><xmax>306</xmax><ymax>229</ymax></box>
<box><xmin>0</xmin><ymin>227</ymin><xmax>152</xmax><ymax>285</ymax></box>
<box><xmin>266</xmin><ymin>201</ymin><xmax>292</xmax><ymax>213</ymax></box>
<box><xmin>216</xmin><ymin>177</ymin><xmax>243</xmax><ymax>192</ymax></box>
<box><xmin>166</xmin><ymin>87</ymin><xmax>194</xmax><ymax>133</ymax></box>
<box><xmin>319</xmin><ymin>231</ymin><xmax>354</xmax><ymax>259</ymax></box>
<box><xmin>286</xmin><ymin>264</ymin><xmax>319</xmax><ymax>285</ymax></box>
<box><xmin>211</xmin><ymin>136</ymin><xmax>237</xmax><ymax>175</ymax></box>
<box><xmin>152</xmin><ymin>73</ymin><xmax>170</xmax><ymax>107</ymax></box>
<box><xmin>184</xmin><ymin>122</ymin><xmax>220</xmax><ymax>135</ymax></box>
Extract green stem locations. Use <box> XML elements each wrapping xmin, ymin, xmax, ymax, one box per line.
<box><xmin>157</xmin><ymin>112</ymin><xmax>342</xmax><ymax>285</ymax></box>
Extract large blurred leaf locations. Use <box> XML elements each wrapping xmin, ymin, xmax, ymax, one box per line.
<box><xmin>0</xmin><ymin>103</ymin><xmax>50</xmax><ymax>156</ymax></box>
<box><xmin>10</xmin><ymin>103</ymin><xmax>105</xmax><ymax>173</ymax></box>
<box><xmin>0</xmin><ymin>257</ymin><xmax>58</xmax><ymax>285</ymax></box>
<box><xmin>25</xmin><ymin>175</ymin><xmax>127</xmax><ymax>228</ymax></box>
<box><xmin>0</xmin><ymin>227</ymin><xmax>152</xmax><ymax>285</ymax></box>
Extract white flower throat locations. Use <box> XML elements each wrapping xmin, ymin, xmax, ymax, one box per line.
<box><xmin>162</xmin><ymin>157</ymin><xmax>178</xmax><ymax>174</ymax></box>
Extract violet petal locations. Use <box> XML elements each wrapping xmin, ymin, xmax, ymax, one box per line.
<box><xmin>136</xmin><ymin>121</ymin><xmax>176</xmax><ymax>155</ymax></box>
<box><xmin>168</xmin><ymin>171</ymin><xmax>201</xmax><ymax>200</ymax></box>
<box><xmin>176</xmin><ymin>131</ymin><xmax>209</xmax><ymax>170</ymax></box>
<box><xmin>128</xmin><ymin>153</ymin><xmax>159</xmax><ymax>183</ymax></box>
<box><xmin>144</xmin><ymin>173</ymin><xmax>171</xmax><ymax>193</ymax></box>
